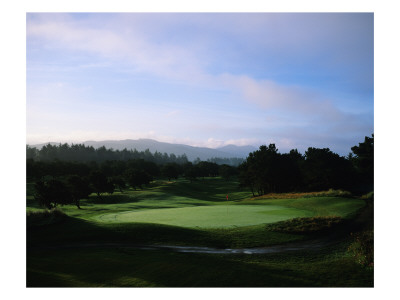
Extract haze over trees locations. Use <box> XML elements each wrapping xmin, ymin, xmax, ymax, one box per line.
<box><xmin>26</xmin><ymin>141</ymin><xmax>246</xmax><ymax>166</ymax></box>
<box><xmin>28</xmin><ymin>135</ymin><xmax>373</xmax><ymax>209</ymax></box>
<box><xmin>26</xmin><ymin>144</ymin><xmax>191</xmax><ymax>165</ymax></box>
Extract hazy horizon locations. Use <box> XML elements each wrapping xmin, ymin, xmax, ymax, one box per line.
<box><xmin>27</xmin><ymin>137</ymin><xmax>256</xmax><ymax>150</ymax></box>
<box><xmin>27</xmin><ymin>13</ymin><xmax>374</xmax><ymax>155</ymax></box>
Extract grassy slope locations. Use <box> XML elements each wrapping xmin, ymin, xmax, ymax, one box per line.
<box><xmin>26</xmin><ymin>177</ymin><xmax>372</xmax><ymax>287</ymax></box>
<box><xmin>27</xmin><ymin>178</ymin><xmax>365</xmax><ymax>248</ymax></box>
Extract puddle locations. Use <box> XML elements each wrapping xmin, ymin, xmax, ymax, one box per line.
<box><xmin>128</xmin><ymin>240</ymin><xmax>330</xmax><ymax>254</ymax></box>
<box><xmin>30</xmin><ymin>239</ymin><xmax>332</xmax><ymax>254</ymax></box>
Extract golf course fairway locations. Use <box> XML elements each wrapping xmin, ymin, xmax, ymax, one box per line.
<box><xmin>96</xmin><ymin>204</ymin><xmax>313</xmax><ymax>228</ymax></box>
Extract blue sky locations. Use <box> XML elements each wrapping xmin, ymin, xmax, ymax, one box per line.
<box><xmin>26</xmin><ymin>13</ymin><xmax>374</xmax><ymax>155</ymax></box>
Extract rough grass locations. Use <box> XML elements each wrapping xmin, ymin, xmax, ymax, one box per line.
<box><xmin>265</xmin><ymin>216</ymin><xmax>344</xmax><ymax>234</ymax></box>
<box><xmin>347</xmin><ymin>230</ymin><xmax>374</xmax><ymax>268</ymax></box>
<box><xmin>27</xmin><ymin>208</ymin><xmax>67</xmax><ymax>227</ymax></box>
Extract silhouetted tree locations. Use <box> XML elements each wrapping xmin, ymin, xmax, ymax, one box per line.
<box><xmin>89</xmin><ymin>171</ymin><xmax>114</xmax><ymax>199</ymax></box>
<box><xmin>34</xmin><ymin>178</ymin><xmax>72</xmax><ymax>209</ymax></box>
<box><xmin>67</xmin><ymin>175</ymin><xmax>91</xmax><ymax>209</ymax></box>
<box><xmin>302</xmin><ymin>147</ymin><xmax>353</xmax><ymax>191</ymax></box>
<box><xmin>126</xmin><ymin>168</ymin><xmax>153</xmax><ymax>190</ymax></box>
<box><xmin>111</xmin><ymin>175</ymin><xmax>127</xmax><ymax>193</ymax></box>
<box><xmin>219</xmin><ymin>164</ymin><xmax>237</xmax><ymax>181</ymax></box>
<box><xmin>161</xmin><ymin>163</ymin><xmax>180</xmax><ymax>181</ymax></box>
<box><xmin>351</xmin><ymin>134</ymin><xmax>374</xmax><ymax>191</ymax></box>
<box><xmin>183</xmin><ymin>162</ymin><xmax>199</xmax><ymax>183</ymax></box>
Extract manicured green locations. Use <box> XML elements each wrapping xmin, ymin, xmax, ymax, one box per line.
<box><xmin>97</xmin><ymin>204</ymin><xmax>313</xmax><ymax>227</ymax></box>
<box><xmin>27</xmin><ymin>178</ymin><xmax>365</xmax><ymax>227</ymax></box>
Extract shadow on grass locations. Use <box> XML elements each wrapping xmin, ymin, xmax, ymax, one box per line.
<box><xmin>27</xmin><ymin>214</ymin><xmax>222</xmax><ymax>248</ymax></box>
<box><xmin>85</xmin><ymin>193</ymin><xmax>141</xmax><ymax>205</ymax></box>
<box><xmin>27</xmin><ymin>244</ymin><xmax>373</xmax><ymax>287</ymax></box>
<box><xmin>26</xmin><ymin>208</ymin><xmax>374</xmax><ymax>287</ymax></box>
<box><xmin>155</xmin><ymin>178</ymin><xmax>250</xmax><ymax>202</ymax></box>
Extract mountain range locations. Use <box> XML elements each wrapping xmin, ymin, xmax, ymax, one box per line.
<box><xmin>30</xmin><ymin>139</ymin><xmax>257</xmax><ymax>161</ymax></box>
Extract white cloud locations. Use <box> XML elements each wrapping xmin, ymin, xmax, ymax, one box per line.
<box><xmin>27</xmin><ymin>14</ymin><xmax>366</xmax><ymax>121</ymax></box>
<box><xmin>27</xmin><ymin>14</ymin><xmax>207</xmax><ymax>83</ymax></box>
<box><xmin>26</xmin><ymin>13</ymin><xmax>373</xmax><ymax>155</ymax></box>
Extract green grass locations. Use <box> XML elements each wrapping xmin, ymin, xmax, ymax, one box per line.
<box><xmin>26</xmin><ymin>177</ymin><xmax>366</xmax><ymax>247</ymax></box>
<box><xmin>27</xmin><ymin>178</ymin><xmax>365</xmax><ymax>227</ymax></box>
<box><xmin>26</xmin><ymin>177</ymin><xmax>372</xmax><ymax>287</ymax></box>
<box><xmin>241</xmin><ymin>196</ymin><xmax>365</xmax><ymax>218</ymax></box>
<box><xmin>96</xmin><ymin>204</ymin><xmax>313</xmax><ymax>227</ymax></box>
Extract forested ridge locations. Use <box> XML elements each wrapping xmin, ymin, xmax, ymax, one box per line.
<box><xmin>27</xmin><ymin>135</ymin><xmax>373</xmax><ymax>209</ymax></box>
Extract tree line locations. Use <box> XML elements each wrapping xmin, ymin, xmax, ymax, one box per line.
<box><xmin>28</xmin><ymin>135</ymin><xmax>373</xmax><ymax>209</ymax></box>
<box><xmin>26</xmin><ymin>143</ymin><xmax>190</xmax><ymax>165</ymax></box>
<box><xmin>238</xmin><ymin>135</ymin><xmax>373</xmax><ymax>196</ymax></box>
<box><xmin>28</xmin><ymin>157</ymin><xmax>237</xmax><ymax>209</ymax></box>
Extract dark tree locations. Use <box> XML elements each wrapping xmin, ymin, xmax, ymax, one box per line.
<box><xmin>238</xmin><ymin>161</ymin><xmax>257</xmax><ymax>197</ymax></box>
<box><xmin>67</xmin><ymin>175</ymin><xmax>92</xmax><ymax>209</ymax></box>
<box><xmin>196</xmin><ymin>161</ymin><xmax>219</xmax><ymax>178</ymax></box>
<box><xmin>161</xmin><ymin>163</ymin><xmax>180</xmax><ymax>181</ymax></box>
<box><xmin>219</xmin><ymin>164</ymin><xmax>238</xmax><ymax>181</ymax></box>
<box><xmin>34</xmin><ymin>178</ymin><xmax>72</xmax><ymax>209</ymax></box>
<box><xmin>239</xmin><ymin>144</ymin><xmax>304</xmax><ymax>196</ymax></box>
<box><xmin>302</xmin><ymin>147</ymin><xmax>353</xmax><ymax>191</ymax></box>
<box><xmin>126</xmin><ymin>168</ymin><xmax>153</xmax><ymax>190</ymax></box>
<box><xmin>89</xmin><ymin>171</ymin><xmax>114</xmax><ymax>199</ymax></box>
<box><xmin>111</xmin><ymin>175</ymin><xmax>127</xmax><ymax>193</ymax></box>
<box><xmin>351</xmin><ymin>134</ymin><xmax>374</xmax><ymax>190</ymax></box>
<box><xmin>183</xmin><ymin>162</ymin><xmax>199</xmax><ymax>183</ymax></box>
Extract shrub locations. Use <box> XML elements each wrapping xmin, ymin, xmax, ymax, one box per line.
<box><xmin>361</xmin><ymin>191</ymin><xmax>374</xmax><ymax>200</ymax></box>
<box><xmin>27</xmin><ymin>208</ymin><xmax>67</xmax><ymax>227</ymax></box>
<box><xmin>347</xmin><ymin>230</ymin><xmax>374</xmax><ymax>267</ymax></box>
<box><xmin>303</xmin><ymin>189</ymin><xmax>352</xmax><ymax>198</ymax></box>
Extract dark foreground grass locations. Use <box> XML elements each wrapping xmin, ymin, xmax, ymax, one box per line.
<box><xmin>26</xmin><ymin>211</ymin><xmax>373</xmax><ymax>287</ymax></box>
<box><xmin>27</xmin><ymin>242</ymin><xmax>373</xmax><ymax>287</ymax></box>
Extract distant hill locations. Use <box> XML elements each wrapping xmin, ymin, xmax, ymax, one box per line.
<box><xmin>30</xmin><ymin>139</ymin><xmax>256</xmax><ymax>161</ymax></box>
<box><xmin>216</xmin><ymin>144</ymin><xmax>257</xmax><ymax>158</ymax></box>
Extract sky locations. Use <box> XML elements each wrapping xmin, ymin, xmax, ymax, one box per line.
<box><xmin>26</xmin><ymin>13</ymin><xmax>374</xmax><ymax>155</ymax></box>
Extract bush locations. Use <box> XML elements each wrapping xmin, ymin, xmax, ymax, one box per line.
<box><xmin>347</xmin><ymin>230</ymin><xmax>374</xmax><ymax>267</ymax></box>
<box><xmin>303</xmin><ymin>189</ymin><xmax>352</xmax><ymax>198</ymax></box>
<box><xmin>361</xmin><ymin>191</ymin><xmax>374</xmax><ymax>200</ymax></box>
<box><xmin>27</xmin><ymin>208</ymin><xmax>67</xmax><ymax>227</ymax></box>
